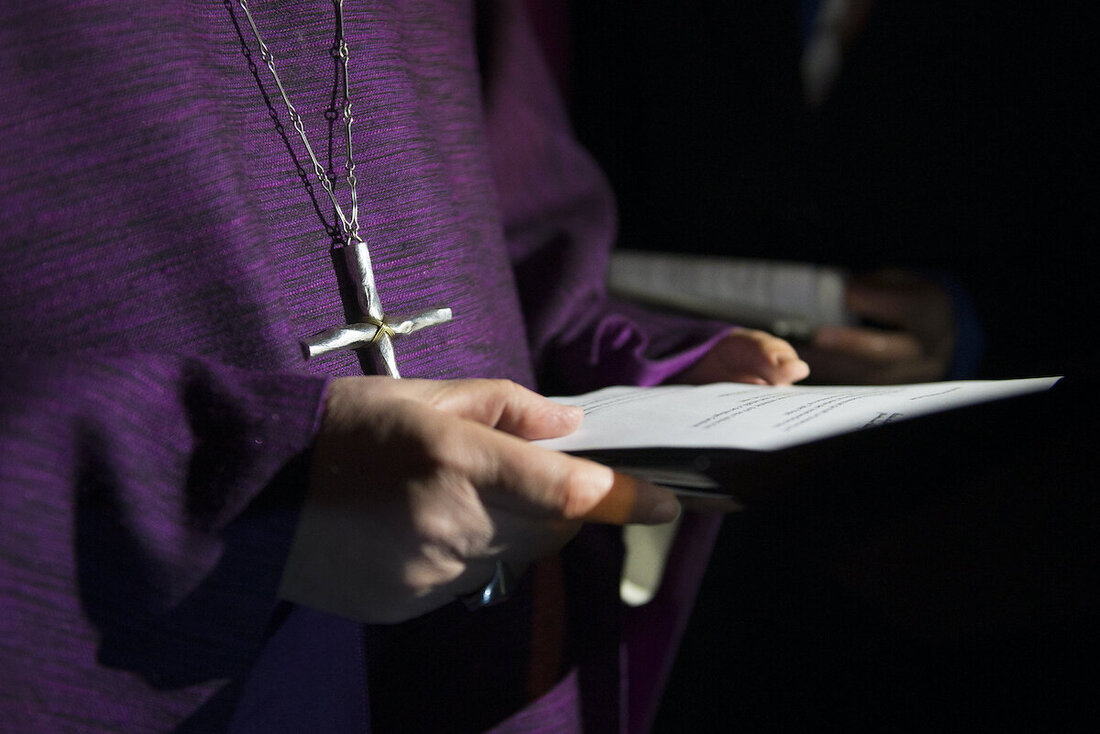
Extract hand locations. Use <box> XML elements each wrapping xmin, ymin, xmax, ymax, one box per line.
<box><xmin>801</xmin><ymin>268</ymin><xmax>955</xmax><ymax>384</ymax></box>
<box><xmin>279</xmin><ymin>377</ymin><xmax>680</xmax><ymax>624</ymax></box>
<box><xmin>673</xmin><ymin>328</ymin><xmax>810</xmax><ymax>385</ymax></box>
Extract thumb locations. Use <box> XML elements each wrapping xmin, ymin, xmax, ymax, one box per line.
<box><xmin>479</xmin><ymin>431</ymin><xmax>682</xmax><ymax>526</ymax></box>
<box><xmin>427</xmin><ymin>378</ymin><xmax>585</xmax><ymax>440</ymax></box>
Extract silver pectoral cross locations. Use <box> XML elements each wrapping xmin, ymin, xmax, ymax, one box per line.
<box><xmin>302</xmin><ymin>238</ymin><xmax>452</xmax><ymax>378</ymax></box>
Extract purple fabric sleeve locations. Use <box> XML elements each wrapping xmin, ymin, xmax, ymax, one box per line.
<box><xmin>481</xmin><ymin>3</ymin><xmax>733</xmax><ymax>395</ymax></box>
<box><xmin>0</xmin><ymin>353</ymin><xmax>326</xmax><ymax>731</ymax></box>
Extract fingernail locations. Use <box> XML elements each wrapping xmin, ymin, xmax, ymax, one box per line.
<box><xmin>555</xmin><ymin>404</ymin><xmax>585</xmax><ymax>426</ymax></box>
<box><xmin>647</xmin><ymin>499</ymin><xmax>682</xmax><ymax>525</ymax></box>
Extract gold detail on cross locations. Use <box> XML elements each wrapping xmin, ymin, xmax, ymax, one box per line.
<box><xmin>302</xmin><ymin>239</ymin><xmax>452</xmax><ymax>378</ymax></box>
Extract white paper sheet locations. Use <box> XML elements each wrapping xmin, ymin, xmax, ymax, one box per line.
<box><xmin>538</xmin><ymin>377</ymin><xmax>1061</xmax><ymax>453</ymax></box>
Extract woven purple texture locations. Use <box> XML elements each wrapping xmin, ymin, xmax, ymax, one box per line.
<box><xmin>1</xmin><ymin>2</ymin><xmax>727</xmax><ymax>731</ymax></box>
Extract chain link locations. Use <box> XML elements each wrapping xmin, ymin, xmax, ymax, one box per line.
<box><xmin>237</xmin><ymin>0</ymin><xmax>361</xmax><ymax>242</ymax></box>
<box><xmin>225</xmin><ymin>0</ymin><xmax>342</xmax><ymax>243</ymax></box>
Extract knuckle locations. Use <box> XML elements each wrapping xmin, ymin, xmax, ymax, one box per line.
<box><xmin>407</xmin><ymin>480</ymin><xmax>494</xmax><ymax>558</ymax></box>
<box><xmin>419</xmin><ymin>431</ymin><xmax>456</xmax><ymax>470</ymax></box>
<box><xmin>497</xmin><ymin>378</ymin><xmax>530</xmax><ymax>407</ymax></box>
<box><xmin>555</xmin><ymin>468</ymin><xmax>601</xmax><ymax>520</ymax></box>
<box><xmin>407</xmin><ymin>416</ymin><xmax>463</xmax><ymax>469</ymax></box>
<box><xmin>469</xmin><ymin>377</ymin><xmax>520</xmax><ymax>395</ymax></box>
<box><xmin>410</xmin><ymin>506</ymin><xmax>461</xmax><ymax>547</ymax></box>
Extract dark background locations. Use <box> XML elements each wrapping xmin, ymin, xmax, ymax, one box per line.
<box><xmin>566</xmin><ymin>0</ymin><xmax>1098</xmax><ymax>381</ymax></box>
<box><xmin>557</xmin><ymin>2</ymin><xmax>1099</xmax><ymax>730</ymax></box>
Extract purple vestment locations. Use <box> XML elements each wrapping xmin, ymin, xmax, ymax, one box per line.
<box><xmin>0</xmin><ymin>2</ymin><xmax>725</xmax><ymax>731</ymax></box>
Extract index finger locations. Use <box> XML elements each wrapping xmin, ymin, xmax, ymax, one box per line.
<box><xmin>425</xmin><ymin>378</ymin><xmax>586</xmax><ymax>439</ymax></box>
<box><xmin>467</xmin><ymin>423</ymin><xmax>681</xmax><ymax>526</ymax></box>
<box><xmin>582</xmin><ymin>472</ymin><xmax>682</xmax><ymax>525</ymax></box>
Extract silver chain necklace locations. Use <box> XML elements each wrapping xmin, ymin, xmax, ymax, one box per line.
<box><xmin>235</xmin><ymin>0</ymin><xmax>452</xmax><ymax>378</ymax></box>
